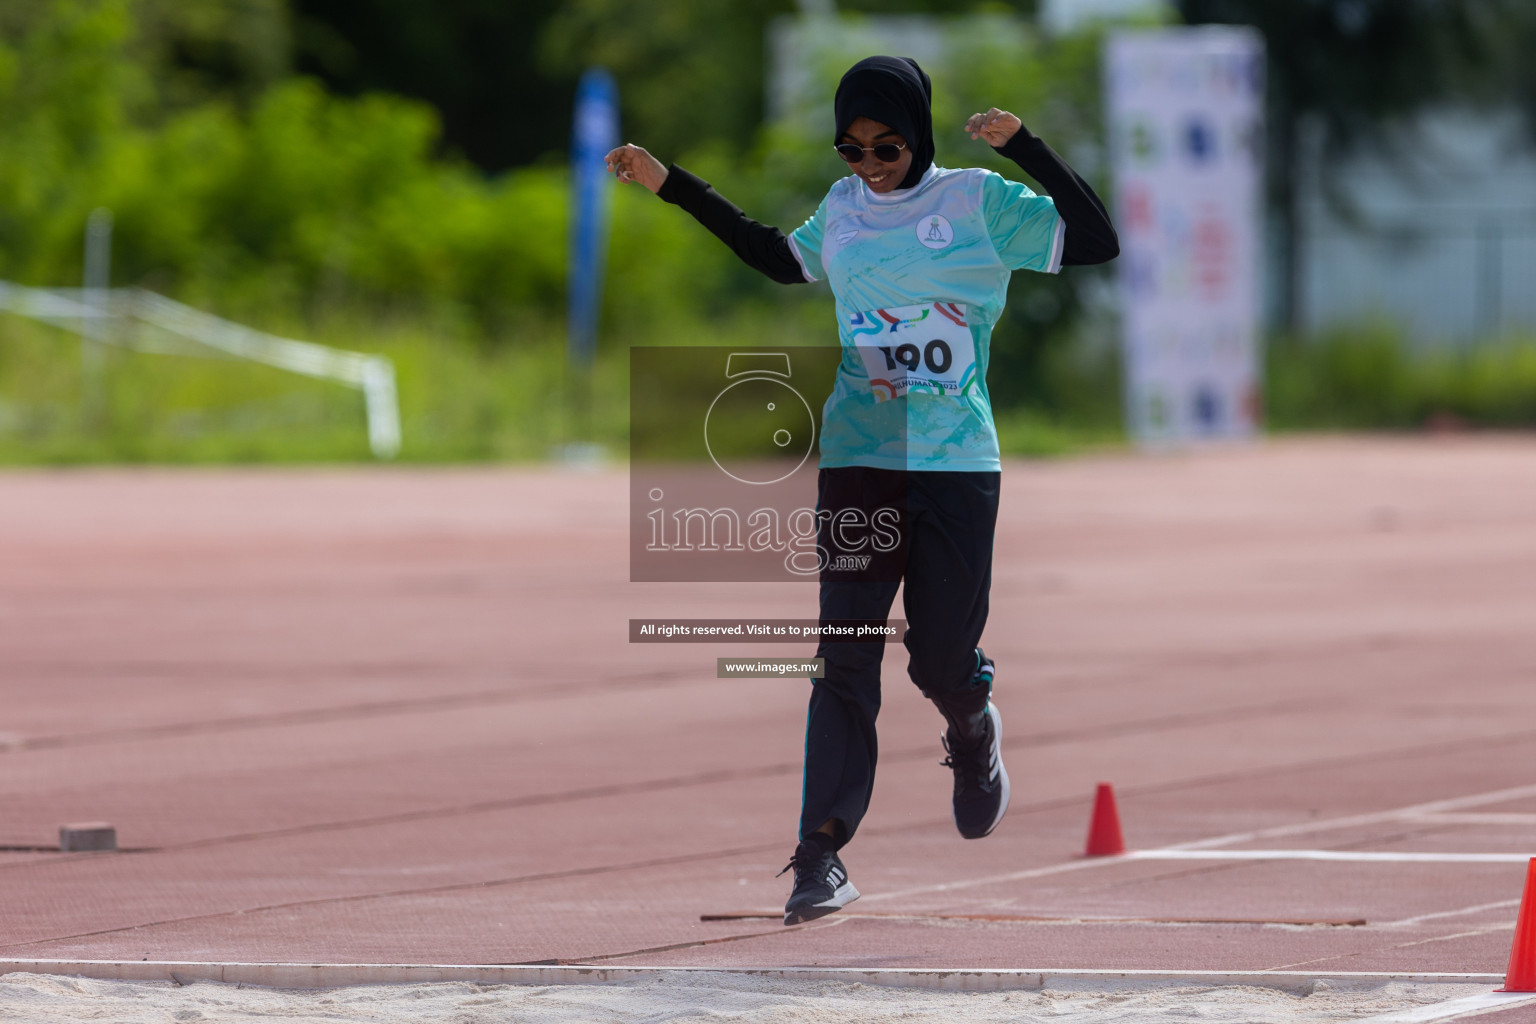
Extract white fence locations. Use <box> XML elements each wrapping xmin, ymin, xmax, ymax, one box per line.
<box><xmin>0</xmin><ymin>281</ymin><xmax>400</xmax><ymax>458</ymax></box>
<box><xmin>1300</xmin><ymin>214</ymin><xmax>1536</xmax><ymax>346</ymax></box>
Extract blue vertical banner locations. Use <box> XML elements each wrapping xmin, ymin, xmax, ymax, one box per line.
<box><xmin>568</xmin><ymin>68</ymin><xmax>619</xmax><ymax>370</ymax></box>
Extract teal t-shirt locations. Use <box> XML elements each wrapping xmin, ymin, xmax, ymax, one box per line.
<box><xmin>789</xmin><ymin>165</ymin><xmax>1064</xmax><ymax>471</ymax></box>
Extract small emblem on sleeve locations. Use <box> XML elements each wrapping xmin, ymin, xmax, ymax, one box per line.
<box><xmin>916</xmin><ymin>214</ymin><xmax>954</xmax><ymax>250</ymax></box>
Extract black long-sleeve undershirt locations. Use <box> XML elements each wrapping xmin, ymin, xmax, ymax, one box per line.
<box><xmin>993</xmin><ymin>127</ymin><xmax>1119</xmax><ymax>266</ymax></box>
<box><xmin>656</xmin><ymin>126</ymin><xmax>1119</xmax><ymax>283</ymax></box>
<box><xmin>656</xmin><ymin>166</ymin><xmax>808</xmax><ymax>285</ymax></box>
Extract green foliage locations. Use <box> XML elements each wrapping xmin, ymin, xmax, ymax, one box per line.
<box><xmin>0</xmin><ymin>0</ymin><xmax>288</xmax><ymax>122</ymax></box>
<box><xmin>1267</xmin><ymin>322</ymin><xmax>1536</xmax><ymax>430</ymax></box>
<box><xmin>289</xmin><ymin>0</ymin><xmax>571</xmax><ymax>172</ymax></box>
<box><xmin>0</xmin><ymin>310</ymin><xmax>626</xmax><ymax>463</ymax></box>
<box><xmin>0</xmin><ymin>0</ymin><xmax>572</xmax><ymax>326</ymax></box>
<box><xmin>290</xmin><ymin>0</ymin><xmax>1044</xmax><ymax>172</ymax></box>
<box><xmin>0</xmin><ymin>0</ymin><xmax>762</xmax><ymax>336</ymax></box>
<box><xmin>540</xmin><ymin>0</ymin><xmax>793</xmax><ymax>169</ymax></box>
<box><xmin>127</xmin><ymin>0</ymin><xmax>290</xmax><ymax>110</ymax></box>
<box><xmin>0</xmin><ymin>4</ymin><xmax>1111</xmax><ymax>312</ymax></box>
<box><xmin>0</xmin><ymin>0</ymin><xmax>135</xmax><ymax>284</ymax></box>
<box><xmin>0</xmin><ymin>2</ymin><xmax>1131</xmax><ymax>464</ymax></box>
<box><xmin>7</xmin><ymin>1</ymin><xmax>1536</xmax><ymax>466</ymax></box>
<box><xmin>994</xmin><ymin>404</ymin><xmax>1122</xmax><ymax>457</ymax></box>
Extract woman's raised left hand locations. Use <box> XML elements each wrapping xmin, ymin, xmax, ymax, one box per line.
<box><xmin>965</xmin><ymin>108</ymin><xmax>1022</xmax><ymax>147</ymax></box>
<box><xmin>604</xmin><ymin>143</ymin><xmax>669</xmax><ymax>194</ymax></box>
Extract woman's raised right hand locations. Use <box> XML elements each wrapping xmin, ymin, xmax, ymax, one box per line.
<box><xmin>604</xmin><ymin>143</ymin><xmax>669</xmax><ymax>194</ymax></box>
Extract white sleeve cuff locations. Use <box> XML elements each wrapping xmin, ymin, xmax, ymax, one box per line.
<box><xmin>787</xmin><ymin>235</ymin><xmax>818</xmax><ymax>283</ymax></box>
<box><xmin>1044</xmin><ymin>214</ymin><xmax>1066</xmax><ymax>275</ymax></box>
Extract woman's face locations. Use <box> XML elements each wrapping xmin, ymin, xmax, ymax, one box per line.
<box><xmin>839</xmin><ymin>116</ymin><xmax>913</xmax><ymax>194</ymax></box>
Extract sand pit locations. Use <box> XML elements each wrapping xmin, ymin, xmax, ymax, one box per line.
<box><xmin>0</xmin><ymin>971</ymin><xmax>1519</xmax><ymax>1023</ymax></box>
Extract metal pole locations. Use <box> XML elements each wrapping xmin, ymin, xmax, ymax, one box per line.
<box><xmin>1475</xmin><ymin>217</ymin><xmax>1500</xmax><ymax>343</ymax></box>
<box><xmin>361</xmin><ymin>357</ymin><xmax>402</xmax><ymax>460</ymax></box>
<box><xmin>82</xmin><ymin>207</ymin><xmax>112</xmax><ymax>425</ymax></box>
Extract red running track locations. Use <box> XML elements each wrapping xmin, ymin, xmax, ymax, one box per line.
<box><xmin>0</xmin><ymin>436</ymin><xmax>1533</xmax><ymax>974</ymax></box>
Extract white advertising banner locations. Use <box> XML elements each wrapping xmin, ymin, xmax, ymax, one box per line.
<box><xmin>1105</xmin><ymin>28</ymin><xmax>1265</xmax><ymax>445</ymax></box>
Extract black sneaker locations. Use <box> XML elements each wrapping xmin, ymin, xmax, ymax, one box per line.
<box><xmin>778</xmin><ymin>836</ymin><xmax>859</xmax><ymax>925</ymax></box>
<box><xmin>940</xmin><ymin>696</ymin><xmax>1010</xmax><ymax>840</ymax></box>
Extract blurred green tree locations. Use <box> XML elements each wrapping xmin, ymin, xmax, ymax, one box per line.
<box><xmin>286</xmin><ymin>0</ymin><xmax>1040</xmax><ymax>172</ymax></box>
<box><xmin>538</xmin><ymin>0</ymin><xmax>796</xmax><ymax>169</ymax></box>
<box><xmin>0</xmin><ymin>0</ymin><xmax>779</xmax><ymax>337</ymax></box>
<box><xmin>289</xmin><ymin>0</ymin><xmax>573</xmax><ymax>172</ymax></box>
<box><xmin>130</xmin><ymin>0</ymin><xmax>289</xmax><ymax>109</ymax></box>
<box><xmin>541</xmin><ymin>0</ymin><xmax>1046</xmax><ymax>170</ymax></box>
<box><xmin>0</xmin><ymin>0</ymin><xmax>1105</xmax><ymax>377</ymax></box>
<box><xmin>0</xmin><ymin>0</ymin><xmax>288</xmax><ymax>114</ymax></box>
<box><xmin>1178</xmin><ymin>0</ymin><xmax>1536</xmax><ymax>331</ymax></box>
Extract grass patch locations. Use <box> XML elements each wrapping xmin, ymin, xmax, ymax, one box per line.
<box><xmin>28</xmin><ymin>309</ymin><xmax>1533</xmax><ymax>466</ymax></box>
<box><xmin>0</xmin><ymin>311</ymin><xmax>629</xmax><ymax>464</ymax></box>
<box><xmin>0</xmin><ymin>300</ymin><xmax>1128</xmax><ymax>465</ymax></box>
<box><xmin>1267</xmin><ymin>322</ymin><xmax>1536</xmax><ymax>431</ymax></box>
<box><xmin>994</xmin><ymin>407</ymin><xmax>1123</xmax><ymax>457</ymax></box>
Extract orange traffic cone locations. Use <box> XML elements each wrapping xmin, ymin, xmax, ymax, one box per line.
<box><xmin>1083</xmin><ymin>782</ymin><xmax>1126</xmax><ymax>857</ymax></box>
<box><xmin>1499</xmin><ymin>857</ymin><xmax>1536</xmax><ymax>992</ymax></box>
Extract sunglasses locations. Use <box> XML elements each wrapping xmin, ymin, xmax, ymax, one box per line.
<box><xmin>834</xmin><ymin>141</ymin><xmax>908</xmax><ymax>164</ymax></box>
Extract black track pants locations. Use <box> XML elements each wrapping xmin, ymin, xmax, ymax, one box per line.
<box><xmin>800</xmin><ymin>466</ymin><xmax>1000</xmax><ymax>847</ymax></box>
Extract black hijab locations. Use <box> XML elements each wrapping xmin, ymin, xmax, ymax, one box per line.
<box><xmin>834</xmin><ymin>56</ymin><xmax>934</xmax><ymax>191</ymax></box>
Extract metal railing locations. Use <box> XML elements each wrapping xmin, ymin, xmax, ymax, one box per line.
<box><xmin>1300</xmin><ymin>212</ymin><xmax>1536</xmax><ymax>345</ymax></box>
<box><xmin>0</xmin><ymin>281</ymin><xmax>400</xmax><ymax>458</ymax></box>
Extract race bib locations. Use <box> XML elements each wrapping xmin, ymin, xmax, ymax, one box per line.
<box><xmin>849</xmin><ymin>302</ymin><xmax>977</xmax><ymax>401</ymax></box>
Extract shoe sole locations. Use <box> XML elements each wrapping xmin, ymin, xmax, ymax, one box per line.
<box><xmin>783</xmin><ymin>882</ymin><xmax>859</xmax><ymax>926</ymax></box>
<box><xmin>957</xmin><ymin>702</ymin><xmax>1010</xmax><ymax>840</ymax></box>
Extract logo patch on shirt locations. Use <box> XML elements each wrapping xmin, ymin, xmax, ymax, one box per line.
<box><xmin>835</xmin><ymin>229</ymin><xmax>859</xmax><ymax>244</ymax></box>
<box><xmin>916</xmin><ymin>214</ymin><xmax>954</xmax><ymax>250</ymax></box>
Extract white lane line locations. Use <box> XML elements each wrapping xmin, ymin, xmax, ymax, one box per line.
<box><xmin>1357</xmin><ymin>990</ymin><xmax>1536</xmax><ymax>1023</ymax></box>
<box><xmin>860</xmin><ymin>854</ymin><xmax>1111</xmax><ymax>903</ymax></box>
<box><xmin>1168</xmin><ymin>782</ymin><xmax>1536</xmax><ymax>851</ymax></box>
<box><xmin>1407</xmin><ymin>813</ymin><xmax>1536</xmax><ymax>827</ymax></box>
<box><xmin>1130</xmin><ymin>850</ymin><xmax>1535</xmax><ymax>864</ymax></box>
<box><xmin>865</xmin><ymin>782</ymin><xmax>1536</xmax><ymax>904</ymax></box>
<box><xmin>1385</xmin><ymin>924</ymin><xmax>1517</xmax><ymax>951</ymax></box>
<box><xmin>1381</xmin><ymin>899</ymin><xmax>1523</xmax><ymax>929</ymax></box>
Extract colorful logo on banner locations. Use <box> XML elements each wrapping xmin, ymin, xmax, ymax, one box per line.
<box><xmin>1106</xmin><ymin>28</ymin><xmax>1265</xmax><ymax>445</ymax></box>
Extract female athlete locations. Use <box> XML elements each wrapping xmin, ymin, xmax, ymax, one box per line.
<box><xmin>607</xmin><ymin>55</ymin><xmax>1118</xmax><ymax>925</ymax></box>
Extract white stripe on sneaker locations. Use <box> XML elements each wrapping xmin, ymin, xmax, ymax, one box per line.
<box><xmin>814</xmin><ymin>882</ymin><xmax>860</xmax><ymax>909</ymax></box>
